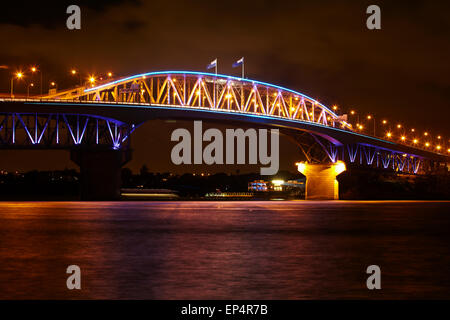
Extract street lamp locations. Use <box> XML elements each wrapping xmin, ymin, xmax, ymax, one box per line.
<box><xmin>30</xmin><ymin>66</ymin><xmax>43</xmax><ymax>95</ymax></box>
<box><xmin>71</xmin><ymin>69</ymin><xmax>82</xmax><ymax>86</ymax></box>
<box><xmin>27</xmin><ymin>82</ymin><xmax>34</xmax><ymax>97</ymax></box>
<box><xmin>10</xmin><ymin>72</ymin><xmax>24</xmax><ymax>97</ymax></box>
<box><xmin>89</xmin><ymin>76</ymin><xmax>96</xmax><ymax>87</ymax></box>
<box><xmin>49</xmin><ymin>81</ymin><xmax>57</xmax><ymax>91</ymax></box>
<box><xmin>349</xmin><ymin>110</ymin><xmax>359</xmax><ymax>128</ymax></box>
<box><xmin>367</xmin><ymin>115</ymin><xmax>376</xmax><ymax>136</ymax></box>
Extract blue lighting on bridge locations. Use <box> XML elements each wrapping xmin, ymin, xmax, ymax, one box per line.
<box><xmin>27</xmin><ymin>101</ymin><xmax>396</xmax><ymax>148</ymax></box>
<box><xmin>83</xmin><ymin>70</ymin><xmax>339</xmax><ymax>118</ymax></box>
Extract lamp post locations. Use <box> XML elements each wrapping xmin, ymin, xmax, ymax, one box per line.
<box><xmin>10</xmin><ymin>72</ymin><xmax>23</xmax><ymax>98</ymax></box>
<box><xmin>50</xmin><ymin>81</ymin><xmax>57</xmax><ymax>92</ymax></box>
<box><xmin>350</xmin><ymin>110</ymin><xmax>359</xmax><ymax>128</ymax></box>
<box><xmin>89</xmin><ymin>76</ymin><xmax>96</xmax><ymax>86</ymax></box>
<box><xmin>367</xmin><ymin>115</ymin><xmax>375</xmax><ymax>136</ymax></box>
<box><xmin>27</xmin><ymin>83</ymin><xmax>34</xmax><ymax>97</ymax></box>
<box><xmin>30</xmin><ymin>66</ymin><xmax>42</xmax><ymax>95</ymax></box>
<box><xmin>71</xmin><ymin>69</ymin><xmax>82</xmax><ymax>86</ymax></box>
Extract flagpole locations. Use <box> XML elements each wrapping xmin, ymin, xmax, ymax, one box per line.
<box><xmin>214</xmin><ymin>59</ymin><xmax>217</xmax><ymax>107</ymax></box>
<box><xmin>242</xmin><ymin>59</ymin><xmax>244</xmax><ymax>79</ymax></box>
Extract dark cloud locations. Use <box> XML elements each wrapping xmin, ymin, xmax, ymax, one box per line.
<box><xmin>121</xmin><ymin>19</ymin><xmax>146</xmax><ymax>31</ymax></box>
<box><xmin>0</xmin><ymin>0</ymin><xmax>141</xmax><ymax>28</ymax></box>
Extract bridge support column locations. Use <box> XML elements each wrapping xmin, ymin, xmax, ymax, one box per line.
<box><xmin>71</xmin><ymin>149</ymin><xmax>132</xmax><ymax>200</ymax></box>
<box><xmin>296</xmin><ymin>161</ymin><xmax>346</xmax><ymax>200</ymax></box>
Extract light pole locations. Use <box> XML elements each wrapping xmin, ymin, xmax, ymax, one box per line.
<box><xmin>27</xmin><ymin>82</ymin><xmax>34</xmax><ymax>97</ymax></box>
<box><xmin>50</xmin><ymin>81</ymin><xmax>57</xmax><ymax>92</ymax></box>
<box><xmin>71</xmin><ymin>69</ymin><xmax>82</xmax><ymax>86</ymax></box>
<box><xmin>31</xmin><ymin>66</ymin><xmax>42</xmax><ymax>95</ymax></box>
<box><xmin>367</xmin><ymin>115</ymin><xmax>375</xmax><ymax>136</ymax></box>
<box><xmin>10</xmin><ymin>72</ymin><xmax>23</xmax><ymax>98</ymax></box>
<box><xmin>350</xmin><ymin>110</ymin><xmax>359</xmax><ymax>128</ymax></box>
<box><xmin>89</xmin><ymin>76</ymin><xmax>96</xmax><ymax>87</ymax></box>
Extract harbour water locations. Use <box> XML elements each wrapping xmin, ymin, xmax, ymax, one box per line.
<box><xmin>0</xmin><ymin>201</ymin><xmax>449</xmax><ymax>299</ymax></box>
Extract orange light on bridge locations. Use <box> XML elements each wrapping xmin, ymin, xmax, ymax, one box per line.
<box><xmin>89</xmin><ymin>76</ymin><xmax>95</xmax><ymax>84</ymax></box>
<box><xmin>16</xmin><ymin>72</ymin><xmax>23</xmax><ymax>79</ymax></box>
<box><xmin>397</xmin><ymin>124</ymin><xmax>402</xmax><ymax>129</ymax></box>
<box><xmin>424</xmin><ymin>132</ymin><xmax>428</xmax><ymax>136</ymax></box>
<box><xmin>71</xmin><ymin>69</ymin><xmax>77</xmax><ymax>75</ymax></box>
<box><xmin>386</xmin><ymin>132</ymin><xmax>392</xmax><ymax>138</ymax></box>
<box><xmin>413</xmin><ymin>139</ymin><xmax>418</xmax><ymax>144</ymax></box>
<box><xmin>425</xmin><ymin>142</ymin><xmax>430</xmax><ymax>147</ymax></box>
<box><xmin>382</xmin><ymin>120</ymin><xmax>387</xmax><ymax>124</ymax></box>
<box><xmin>31</xmin><ymin>67</ymin><xmax>37</xmax><ymax>73</ymax></box>
<box><xmin>107</xmin><ymin>72</ymin><xmax>113</xmax><ymax>77</ymax></box>
<box><xmin>401</xmin><ymin>136</ymin><xmax>406</xmax><ymax>141</ymax></box>
<box><xmin>448</xmin><ymin>148</ymin><xmax>450</xmax><ymax>153</ymax></box>
<box><xmin>367</xmin><ymin>115</ymin><xmax>372</xmax><ymax>120</ymax></box>
<box><xmin>437</xmin><ymin>135</ymin><xmax>441</xmax><ymax>139</ymax></box>
<box><xmin>436</xmin><ymin>145</ymin><xmax>442</xmax><ymax>150</ymax></box>
<box><xmin>332</xmin><ymin>105</ymin><xmax>338</xmax><ymax>111</ymax></box>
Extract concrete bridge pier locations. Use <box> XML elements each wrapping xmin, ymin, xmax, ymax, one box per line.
<box><xmin>71</xmin><ymin>148</ymin><xmax>132</xmax><ymax>200</ymax></box>
<box><xmin>296</xmin><ymin>161</ymin><xmax>346</xmax><ymax>200</ymax></box>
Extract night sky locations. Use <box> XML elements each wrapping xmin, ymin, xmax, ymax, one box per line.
<box><xmin>0</xmin><ymin>0</ymin><xmax>449</xmax><ymax>173</ymax></box>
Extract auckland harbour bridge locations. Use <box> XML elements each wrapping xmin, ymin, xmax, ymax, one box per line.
<box><xmin>0</xmin><ymin>71</ymin><xmax>449</xmax><ymax>199</ymax></box>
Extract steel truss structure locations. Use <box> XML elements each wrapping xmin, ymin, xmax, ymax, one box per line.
<box><xmin>0</xmin><ymin>113</ymin><xmax>133</xmax><ymax>149</ymax></box>
<box><xmin>343</xmin><ymin>144</ymin><xmax>423</xmax><ymax>174</ymax></box>
<box><xmin>45</xmin><ymin>71</ymin><xmax>350</xmax><ymax>130</ymax></box>
<box><xmin>285</xmin><ymin>130</ymin><xmax>425</xmax><ymax>174</ymax></box>
<box><xmin>3</xmin><ymin>71</ymin><xmax>445</xmax><ymax>175</ymax></box>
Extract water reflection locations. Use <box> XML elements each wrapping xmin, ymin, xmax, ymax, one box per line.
<box><xmin>0</xmin><ymin>201</ymin><xmax>449</xmax><ymax>299</ymax></box>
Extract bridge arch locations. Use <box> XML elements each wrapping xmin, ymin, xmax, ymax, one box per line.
<box><xmin>45</xmin><ymin>71</ymin><xmax>351</xmax><ymax>133</ymax></box>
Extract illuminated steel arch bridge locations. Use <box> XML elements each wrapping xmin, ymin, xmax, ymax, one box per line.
<box><xmin>0</xmin><ymin>71</ymin><xmax>448</xmax><ymax>199</ymax></box>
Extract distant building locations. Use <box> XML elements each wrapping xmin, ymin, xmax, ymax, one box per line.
<box><xmin>248</xmin><ymin>179</ymin><xmax>305</xmax><ymax>192</ymax></box>
<box><xmin>248</xmin><ymin>180</ymin><xmax>268</xmax><ymax>192</ymax></box>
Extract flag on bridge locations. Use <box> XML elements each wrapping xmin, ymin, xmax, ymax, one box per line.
<box><xmin>232</xmin><ymin>57</ymin><xmax>244</xmax><ymax>68</ymax></box>
<box><xmin>232</xmin><ymin>57</ymin><xmax>245</xmax><ymax>78</ymax></box>
<box><xmin>207</xmin><ymin>59</ymin><xmax>217</xmax><ymax>74</ymax></box>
